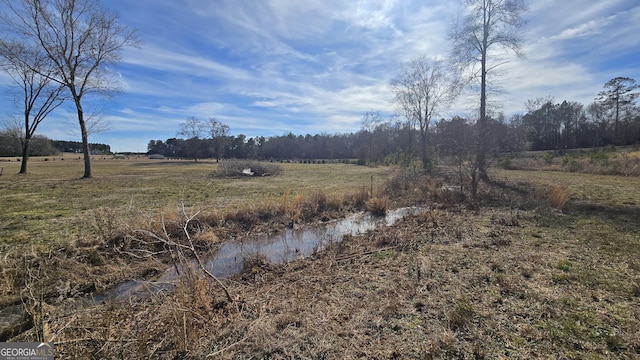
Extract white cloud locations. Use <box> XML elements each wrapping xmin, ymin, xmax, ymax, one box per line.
<box><xmin>339</xmin><ymin>0</ymin><xmax>398</xmax><ymax>31</ymax></box>
<box><xmin>123</xmin><ymin>46</ymin><xmax>252</xmax><ymax>80</ymax></box>
<box><xmin>551</xmin><ymin>16</ymin><xmax>614</xmax><ymax>41</ymax></box>
<box><xmin>6</xmin><ymin>0</ymin><xmax>637</xmax><ymax>151</ymax></box>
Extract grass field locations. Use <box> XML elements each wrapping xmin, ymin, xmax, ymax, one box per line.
<box><xmin>492</xmin><ymin>168</ymin><xmax>640</xmax><ymax>208</ymax></box>
<box><xmin>0</xmin><ymin>157</ymin><xmax>391</xmax><ymax>248</ymax></box>
<box><xmin>1</xmin><ymin>156</ymin><xmax>639</xmax><ymax>358</ymax></box>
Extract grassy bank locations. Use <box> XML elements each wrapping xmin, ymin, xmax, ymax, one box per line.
<box><xmin>497</xmin><ymin>148</ymin><xmax>640</xmax><ymax>176</ymax></box>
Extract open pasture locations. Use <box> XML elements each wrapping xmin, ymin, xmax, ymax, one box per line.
<box><xmin>0</xmin><ymin>157</ymin><xmax>391</xmax><ymax>248</ymax></box>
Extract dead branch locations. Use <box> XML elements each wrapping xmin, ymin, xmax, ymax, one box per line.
<box><xmin>180</xmin><ymin>203</ymin><xmax>234</xmax><ymax>304</ymax></box>
<box><xmin>130</xmin><ymin>204</ymin><xmax>234</xmax><ymax>304</ymax></box>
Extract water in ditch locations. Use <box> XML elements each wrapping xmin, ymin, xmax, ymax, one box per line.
<box><xmin>102</xmin><ymin>206</ymin><xmax>426</xmax><ymax>301</ymax></box>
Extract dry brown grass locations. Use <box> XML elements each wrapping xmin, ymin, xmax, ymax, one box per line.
<box><xmin>500</xmin><ymin>149</ymin><xmax>640</xmax><ymax>176</ymax></box>
<box><xmin>3</xmin><ymin>161</ymin><xmax>639</xmax><ymax>358</ymax></box>
<box><xmin>18</xmin><ymin>197</ymin><xmax>638</xmax><ymax>358</ymax></box>
<box><xmin>365</xmin><ymin>197</ymin><xmax>389</xmax><ymax>216</ymax></box>
<box><xmin>549</xmin><ymin>185</ymin><xmax>571</xmax><ymax>210</ymax></box>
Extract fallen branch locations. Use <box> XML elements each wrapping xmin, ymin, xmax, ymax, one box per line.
<box><xmin>180</xmin><ymin>203</ymin><xmax>234</xmax><ymax>304</ymax></box>
<box><xmin>130</xmin><ymin>204</ymin><xmax>235</xmax><ymax>304</ymax></box>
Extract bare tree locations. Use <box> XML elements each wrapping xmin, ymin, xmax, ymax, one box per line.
<box><xmin>391</xmin><ymin>57</ymin><xmax>461</xmax><ymax>171</ymax></box>
<box><xmin>178</xmin><ymin>116</ymin><xmax>204</xmax><ymax>139</ymax></box>
<box><xmin>586</xmin><ymin>101</ymin><xmax>609</xmax><ymax>146</ymax></box>
<box><xmin>2</xmin><ymin>0</ymin><xmax>138</xmax><ymax>178</ymax></box>
<box><xmin>360</xmin><ymin>111</ymin><xmax>383</xmax><ymax>164</ymax></box>
<box><xmin>450</xmin><ymin>0</ymin><xmax>527</xmax><ymax>183</ymax></box>
<box><xmin>178</xmin><ymin>116</ymin><xmax>205</xmax><ymax>162</ymax></box>
<box><xmin>597</xmin><ymin>77</ymin><xmax>639</xmax><ymax>145</ymax></box>
<box><xmin>205</xmin><ymin>117</ymin><xmax>229</xmax><ymax>162</ymax></box>
<box><xmin>0</xmin><ymin>40</ymin><xmax>65</xmax><ymax>174</ymax></box>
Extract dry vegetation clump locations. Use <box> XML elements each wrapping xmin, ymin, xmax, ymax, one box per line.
<box><xmin>286</xmin><ymin>189</ymin><xmax>343</xmax><ymax>222</ymax></box>
<box><xmin>365</xmin><ymin>196</ymin><xmax>389</xmax><ymax>216</ymax></box>
<box><xmin>382</xmin><ymin>168</ymin><xmax>446</xmax><ymax>206</ymax></box>
<box><xmin>0</xmin><ymin>239</ymin><xmax>163</xmax><ymax>341</ymax></box>
<box><xmin>215</xmin><ymin>160</ymin><xmax>283</xmax><ymax>177</ymax></box>
<box><xmin>383</xmin><ymin>167</ymin><xmax>416</xmax><ymax>195</ymax></box>
<box><xmin>222</xmin><ymin>188</ymin><xmax>345</xmax><ymax>229</ymax></box>
<box><xmin>345</xmin><ymin>185</ymin><xmax>370</xmax><ymax>208</ymax></box>
<box><xmin>548</xmin><ymin>185</ymin><xmax>571</xmax><ymax>210</ymax></box>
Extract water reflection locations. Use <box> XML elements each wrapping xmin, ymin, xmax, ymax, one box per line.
<box><xmin>105</xmin><ymin>207</ymin><xmax>425</xmax><ymax>301</ymax></box>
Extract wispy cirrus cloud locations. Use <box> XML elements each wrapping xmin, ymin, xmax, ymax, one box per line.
<box><xmin>2</xmin><ymin>0</ymin><xmax>639</xmax><ymax>152</ymax></box>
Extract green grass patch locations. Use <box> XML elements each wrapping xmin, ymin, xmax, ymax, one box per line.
<box><xmin>556</xmin><ymin>259</ymin><xmax>573</xmax><ymax>272</ymax></box>
<box><xmin>0</xmin><ymin>158</ymin><xmax>393</xmax><ymax>249</ymax></box>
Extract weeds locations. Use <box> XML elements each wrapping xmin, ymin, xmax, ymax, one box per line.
<box><xmin>348</xmin><ymin>186</ymin><xmax>370</xmax><ymax>208</ymax></box>
<box><xmin>448</xmin><ymin>299</ymin><xmax>476</xmax><ymax>331</ymax></box>
<box><xmin>549</xmin><ymin>185</ymin><xmax>571</xmax><ymax>210</ymax></box>
<box><xmin>133</xmin><ymin>202</ymin><xmax>234</xmax><ymax>303</ymax></box>
<box><xmin>366</xmin><ymin>197</ymin><xmax>389</xmax><ymax>216</ymax></box>
<box><xmin>556</xmin><ymin>259</ymin><xmax>573</xmax><ymax>272</ymax></box>
<box><xmin>241</xmin><ymin>254</ymin><xmax>269</xmax><ymax>275</ymax></box>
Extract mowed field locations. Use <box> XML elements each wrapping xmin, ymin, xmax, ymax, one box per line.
<box><xmin>0</xmin><ymin>156</ymin><xmax>391</xmax><ymax>249</ymax></box>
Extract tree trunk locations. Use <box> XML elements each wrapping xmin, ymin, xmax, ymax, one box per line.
<box><xmin>76</xmin><ymin>101</ymin><xmax>92</xmax><ymax>178</ymax></box>
<box><xmin>614</xmin><ymin>94</ymin><xmax>619</xmax><ymax>145</ymax></box>
<box><xmin>19</xmin><ymin>112</ymin><xmax>31</xmax><ymax>174</ymax></box>
<box><xmin>476</xmin><ymin>10</ymin><xmax>489</xmax><ymax>183</ymax></box>
<box><xmin>420</xmin><ymin>129</ymin><xmax>429</xmax><ymax>171</ymax></box>
<box><xmin>19</xmin><ymin>139</ymin><xmax>30</xmax><ymax>174</ymax></box>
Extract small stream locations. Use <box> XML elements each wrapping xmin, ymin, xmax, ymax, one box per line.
<box><xmin>1</xmin><ymin>207</ymin><xmax>427</xmax><ymax>340</ymax></box>
<box><xmin>98</xmin><ymin>207</ymin><xmax>426</xmax><ymax>301</ymax></box>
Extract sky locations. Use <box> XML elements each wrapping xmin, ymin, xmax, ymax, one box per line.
<box><xmin>1</xmin><ymin>0</ymin><xmax>639</xmax><ymax>152</ymax></box>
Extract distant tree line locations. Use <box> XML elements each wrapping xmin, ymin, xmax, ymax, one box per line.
<box><xmin>0</xmin><ymin>131</ymin><xmax>58</xmax><ymax>157</ymax></box>
<box><xmin>0</xmin><ymin>131</ymin><xmax>111</xmax><ymax>156</ymax></box>
<box><xmin>50</xmin><ymin>140</ymin><xmax>112</xmax><ymax>155</ymax></box>
<box><xmin>149</xmin><ymin>77</ymin><xmax>639</xmax><ymax>165</ymax></box>
<box><xmin>147</xmin><ymin>107</ymin><xmax>640</xmax><ymax>165</ymax></box>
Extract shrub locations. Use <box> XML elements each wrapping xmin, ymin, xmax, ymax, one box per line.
<box><xmin>561</xmin><ymin>153</ymin><xmax>583</xmax><ymax>172</ymax></box>
<box><xmin>497</xmin><ymin>156</ymin><xmax>513</xmax><ymax>169</ymax></box>
<box><xmin>348</xmin><ymin>186</ymin><xmax>370</xmax><ymax>208</ymax></box>
<box><xmin>383</xmin><ymin>168</ymin><xmax>412</xmax><ymax>194</ymax></box>
<box><xmin>543</xmin><ymin>152</ymin><xmax>555</xmax><ymax>165</ymax></box>
<box><xmin>589</xmin><ymin>150</ymin><xmax>609</xmax><ymax>165</ymax></box>
<box><xmin>215</xmin><ymin>160</ymin><xmax>283</xmax><ymax>177</ymax></box>
<box><xmin>366</xmin><ymin>197</ymin><xmax>389</xmax><ymax>216</ymax></box>
<box><xmin>242</xmin><ymin>253</ymin><xmax>269</xmax><ymax>275</ymax></box>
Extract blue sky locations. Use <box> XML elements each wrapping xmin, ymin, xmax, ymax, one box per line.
<box><xmin>1</xmin><ymin>0</ymin><xmax>639</xmax><ymax>152</ymax></box>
